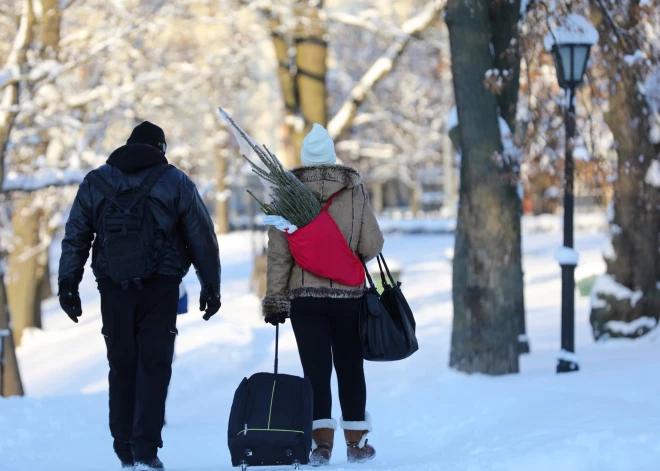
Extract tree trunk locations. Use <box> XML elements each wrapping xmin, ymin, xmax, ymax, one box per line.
<box><xmin>442</xmin><ymin>134</ymin><xmax>456</xmax><ymax>215</ymax></box>
<box><xmin>589</xmin><ymin>4</ymin><xmax>660</xmax><ymax>340</ymax></box>
<box><xmin>0</xmin><ymin>0</ymin><xmax>35</xmax><ymax>186</ymax></box>
<box><xmin>7</xmin><ymin>197</ymin><xmax>43</xmax><ymax>345</ymax></box>
<box><xmin>411</xmin><ymin>183</ymin><xmax>421</xmax><ymax>216</ymax></box>
<box><xmin>215</xmin><ymin>151</ymin><xmax>230</xmax><ymax>235</ymax></box>
<box><xmin>0</xmin><ymin>274</ymin><xmax>25</xmax><ymax>397</ymax></box>
<box><xmin>291</xmin><ymin>0</ymin><xmax>328</xmax><ymax>166</ymax></box>
<box><xmin>447</xmin><ymin>0</ymin><xmax>520</xmax><ymax>375</ymax></box>
<box><xmin>264</xmin><ymin>2</ymin><xmax>327</xmax><ymax>169</ymax></box>
<box><xmin>371</xmin><ymin>182</ymin><xmax>384</xmax><ymax>215</ymax></box>
<box><xmin>32</xmin><ymin>0</ymin><xmax>60</xmax><ymax>305</ymax></box>
<box><xmin>39</xmin><ymin>256</ymin><xmax>53</xmax><ymax>301</ymax></box>
<box><xmin>6</xmin><ymin>0</ymin><xmax>62</xmax><ymax>337</ymax></box>
<box><xmin>40</xmin><ymin>0</ymin><xmax>61</xmax><ymax>58</ymax></box>
<box><xmin>267</xmin><ymin>12</ymin><xmax>297</xmax><ymax>168</ymax></box>
<box><xmin>491</xmin><ymin>0</ymin><xmax>527</xmax><ymax>354</ymax></box>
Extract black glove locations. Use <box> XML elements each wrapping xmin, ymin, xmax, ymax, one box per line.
<box><xmin>265</xmin><ymin>312</ymin><xmax>287</xmax><ymax>326</ymax></box>
<box><xmin>199</xmin><ymin>286</ymin><xmax>221</xmax><ymax>321</ymax></box>
<box><xmin>58</xmin><ymin>280</ymin><xmax>82</xmax><ymax>323</ymax></box>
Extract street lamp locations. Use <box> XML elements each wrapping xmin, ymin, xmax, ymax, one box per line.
<box><xmin>544</xmin><ymin>15</ymin><xmax>598</xmax><ymax>374</ymax></box>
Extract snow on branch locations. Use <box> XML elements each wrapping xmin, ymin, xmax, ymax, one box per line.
<box><xmin>644</xmin><ymin>160</ymin><xmax>660</xmax><ymax>188</ymax></box>
<box><xmin>644</xmin><ymin>66</ymin><xmax>660</xmax><ymax>144</ymax></box>
<box><xmin>0</xmin><ymin>70</ymin><xmax>12</xmax><ymax>89</ymax></box>
<box><xmin>327</xmin><ymin>0</ymin><xmax>446</xmax><ymax>139</ymax></box>
<box><xmin>2</xmin><ymin>168</ymin><xmax>85</xmax><ymax>193</ymax></box>
<box><xmin>327</xmin><ymin>11</ymin><xmax>381</xmax><ymax>33</ymax></box>
<box><xmin>0</xmin><ymin>2</ymin><xmax>165</xmax><ymax>93</ymax></box>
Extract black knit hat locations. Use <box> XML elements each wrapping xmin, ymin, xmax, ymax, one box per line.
<box><xmin>126</xmin><ymin>121</ymin><xmax>167</xmax><ymax>153</ymax></box>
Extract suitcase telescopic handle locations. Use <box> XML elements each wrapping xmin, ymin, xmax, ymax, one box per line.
<box><xmin>274</xmin><ymin>323</ymin><xmax>279</xmax><ymax>375</ymax></box>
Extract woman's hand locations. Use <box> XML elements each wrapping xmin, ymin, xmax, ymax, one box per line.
<box><xmin>264</xmin><ymin>312</ymin><xmax>287</xmax><ymax>326</ymax></box>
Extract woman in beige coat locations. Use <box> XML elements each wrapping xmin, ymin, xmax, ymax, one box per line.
<box><xmin>262</xmin><ymin>124</ymin><xmax>384</xmax><ymax>466</ymax></box>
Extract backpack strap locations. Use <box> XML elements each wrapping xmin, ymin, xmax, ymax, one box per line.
<box><xmin>85</xmin><ymin>171</ymin><xmax>124</xmax><ymax>210</ymax></box>
<box><xmin>137</xmin><ymin>164</ymin><xmax>174</xmax><ymax>197</ymax></box>
<box><xmin>124</xmin><ymin>164</ymin><xmax>174</xmax><ymax>212</ymax></box>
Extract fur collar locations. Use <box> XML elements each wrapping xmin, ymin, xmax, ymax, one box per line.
<box><xmin>292</xmin><ymin>165</ymin><xmax>362</xmax><ymax>189</ymax></box>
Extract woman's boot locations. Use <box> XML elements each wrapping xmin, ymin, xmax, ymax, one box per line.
<box><xmin>309</xmin><ymin>419</ymin><xmax>337</xmax><ymax>466</ymax></box>
<box><xmin>341</xmin><ymin>413</ymin><xmax>376</xmax><ymax>463</ymax></box>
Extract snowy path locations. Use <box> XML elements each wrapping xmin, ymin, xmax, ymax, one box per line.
<box><xmin>2</xmin><ymin>231</ymin><xmax>660</xmax><ymax>470</ymax></box>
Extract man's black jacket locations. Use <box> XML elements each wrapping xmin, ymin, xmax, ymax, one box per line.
<box><xmin>58</xmin><ymin>143</ymin><xmax>221</xmax><ymax>296</ymax></box>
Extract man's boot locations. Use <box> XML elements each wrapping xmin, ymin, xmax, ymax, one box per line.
<box><xmin>309</xmin><ymin>419</ymin><xmax>337</xmax><ymax>466</ymax></box>
<box><xmin>134</xmin><ymin>457</ymin><xmax>165</xmax><ymax>470</ymax></box>
<box><xmin>114</xmin><ymin>440</ymin><xmax>134</xmax><ymax>469</ymax></box>
<box><xmin>341</xmin><ymin>413</ymin><xmax>375</xmax><ymax>464</ymax></box>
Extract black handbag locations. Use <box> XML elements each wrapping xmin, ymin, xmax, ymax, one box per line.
<box><xmin>359</xmin><ymin>255</ymin><xmax>418</xmax><ymax>361</ymax></box>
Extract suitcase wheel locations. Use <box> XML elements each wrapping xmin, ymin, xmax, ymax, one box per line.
<box><xmin>241</xmin><ymin>461</ymin><xmax>248</xmax><ymax>471</ymax></box>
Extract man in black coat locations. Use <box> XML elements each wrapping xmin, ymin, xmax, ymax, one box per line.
<box><xmin>58</xmin><ymin>121</ymin><xmax>221</xmax><ymax>470</ymax></box>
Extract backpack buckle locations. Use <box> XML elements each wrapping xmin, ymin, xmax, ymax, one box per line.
<box><xmin>121</xmin><ymin>280</ymin><xmax>129</xmax><ymax>290</ymax></box>
<box><xmin>133</xmin><ymin>278</ymin><xmax>143</xmax><ymax>290</ymax></box>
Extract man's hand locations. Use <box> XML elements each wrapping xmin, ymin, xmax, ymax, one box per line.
<box><xmin>199</xmin><ymin>286</ymin><xmax>221</xmax><ymax>321</ymax></box>
<box><xmin>58</xmin><ymin>280</ymin><xmax>82</xmax><ymax>323</ymax></box>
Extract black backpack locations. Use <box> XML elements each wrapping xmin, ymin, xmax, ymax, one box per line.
<box><xmin>86</xmin><ymin>164</ymin><xmax>173</xmax><ymax>289</ymax></box>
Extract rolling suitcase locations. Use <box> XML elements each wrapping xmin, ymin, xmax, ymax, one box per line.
<box><xmin>228</xmin><ymin>324</ymin><xmax>313</xmax><ymax>470</ymax></box>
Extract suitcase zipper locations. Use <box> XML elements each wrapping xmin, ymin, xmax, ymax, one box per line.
<box><xmin>244</xmin><ymin>423</ymin><xmax>248</xmax><ymax>436</ymax></box>
<box><xmin>237</xmin><ymin>429</ymin><xmax>304</xmax><ymax>436</ymax></box>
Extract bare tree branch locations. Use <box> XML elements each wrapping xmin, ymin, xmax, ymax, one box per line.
<box><xmin>0</xmin><ymin>1</ymin><xmax>165</xmax><ymax>92</ymax></box>
<box><xmin>327</xmin><ymin>0</ymin><xmax>446</xmax><ymax>139</ymax></box>
<box><xmin>592</xmin><ymin>0</ymin><xmax>633</xmax><ymax>54</ymax></box>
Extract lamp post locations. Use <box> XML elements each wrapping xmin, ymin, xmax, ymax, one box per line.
<box><xmin>545</xmin><ymin>16</ymin><xmax>598</xmax><ymax>373</ymax></box>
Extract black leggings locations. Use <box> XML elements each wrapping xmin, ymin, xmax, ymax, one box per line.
<box><xmin>290</xmin><ymin>297</ymin><xmax>366</xmax><ymax>422</ymax></box>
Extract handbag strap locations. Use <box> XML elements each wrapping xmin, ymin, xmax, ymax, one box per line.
<box><xmin>360</xmin><ymin>257</ymin><xmax>377</xmax><ymax>290</ymax></box>
<box><xmin>378</xmin><ymin>254</ymin><xmax>396</xmax><ymax>285</ymax></box>
<box><xmin>322</xmin><ymin>191</ymin><xmax>341</xmax><ymax>212</ymax></box>
<box><xmin>376</xmin><ymin>255</ymin><xmax>389</xmax><ymax>288</ymax></box>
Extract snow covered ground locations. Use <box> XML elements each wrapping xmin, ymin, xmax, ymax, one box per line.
<box><xmin>2</xmin><ymin>227</ymin><xmax>660</xmax><ymax>471</ymax></box>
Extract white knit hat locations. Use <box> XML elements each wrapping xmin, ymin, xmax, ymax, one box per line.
<box><xmin>301</xmin><ymin>123</ymin><xmax>337</xmax><ymax>166</ymax></box>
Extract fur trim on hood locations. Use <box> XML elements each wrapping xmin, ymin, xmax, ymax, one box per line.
<box><xmin>292</xmin><ymin>165</ymin><xmax>361</xmax><ymax>189</ymax></box>
<box><xmin>291</xmin><ymin>164</ymin><xmax>362</xmax><ymax>202</ymax></box>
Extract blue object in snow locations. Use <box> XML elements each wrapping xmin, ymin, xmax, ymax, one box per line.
<box><xmin>178</xmin><ymin>283</ymin><xmax>188</xmax><ymax>315</ymax></box>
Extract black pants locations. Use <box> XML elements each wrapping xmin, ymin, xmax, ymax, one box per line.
<box><xmin>290</xmin><ymin>297</ymin><xmax>366</xmax><ymax>422</ymax></box>
<box><xmin>99</xmin><ymin>277</ymin><xmax>179</xmax><ymax>462</ymax></box>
